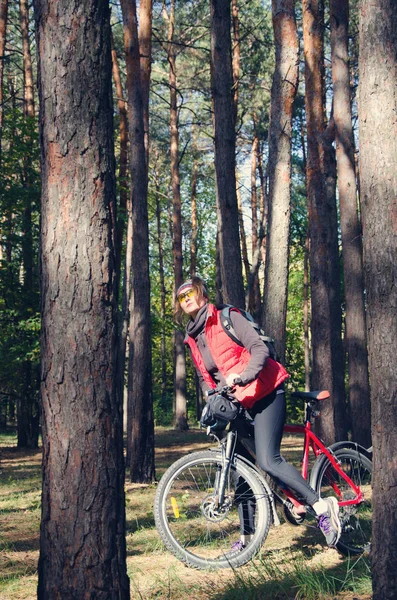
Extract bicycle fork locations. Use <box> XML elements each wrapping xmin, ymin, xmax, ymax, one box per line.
<box><xmin>215</xmin><ymin>432</ymin><xmax>281</xmax><ymax>527</ymax></box>
<box><xmin>214</xmin><ymin>431</ymin><xmax>236</xmax><ymax>507</ymax></box>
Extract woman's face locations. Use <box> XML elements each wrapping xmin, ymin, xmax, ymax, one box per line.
<box><xmin>178</xmin><ymin>287</ymin><xmax>207</xmax><ymax>318</ymax></box>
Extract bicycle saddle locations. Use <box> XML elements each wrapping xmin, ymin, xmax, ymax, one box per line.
<box><xmin>291</xmin><ymin>390</ymin><xmax>330</xmax><ymax>401</ymax></box>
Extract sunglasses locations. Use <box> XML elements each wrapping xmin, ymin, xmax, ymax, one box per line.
<box><xmin>178</xmin><ymin>289</ymin><xmax>195</xmax><ymax>303</ymax></box>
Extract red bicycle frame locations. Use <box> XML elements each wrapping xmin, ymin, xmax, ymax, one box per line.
<box><xmin>282</xmin><ymin>419</ymin><xmax>363</xmax><ymax>508</ymax></box>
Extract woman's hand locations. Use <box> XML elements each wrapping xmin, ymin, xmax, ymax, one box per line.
<box><xmin>225</xmin><ymin>373</ymin><xmax>242</xmax><ymax>386</ymax></box>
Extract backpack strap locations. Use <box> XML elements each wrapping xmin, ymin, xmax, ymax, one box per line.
<box><xmin>219</xmin><ymin>304</ymin><xmax>277</xmax><ymax>359</ymax></box>
<box><xmin>219</xmin><ymin>305</ymin><xmax>244</xmax><ymax>347</ymax></box>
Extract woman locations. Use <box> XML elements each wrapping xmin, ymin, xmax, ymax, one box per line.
<box><xmin>176</xmin><ymin>276</ymin><xmax>341</xmax><ymax>549</ymax></box>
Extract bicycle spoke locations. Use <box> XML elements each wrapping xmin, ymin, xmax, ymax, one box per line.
<box><xmin>314</xmin><ymin>449</ymin><xmax>372</xmax><ymax>555</ymax></box>
<box><xmin>155</xmin><ymin>451</ymin><xmax>271</xmax><ymax>568</ymax></box>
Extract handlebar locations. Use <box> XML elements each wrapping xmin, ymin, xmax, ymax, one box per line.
<box><xmin>206</xmin><ymin>379</ymin><xmax>243</xmax><ymax>399</ymax></box>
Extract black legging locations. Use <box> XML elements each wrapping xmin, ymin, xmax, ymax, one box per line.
<box><xmin>235</xmin><ymin>386</ymin><xmax>318</xmax><ymax>535</ymax></box>
<box><xmin>252</xmin><ymin>387</ymin><xmax>318</xmax><ymax>505</ymax></box>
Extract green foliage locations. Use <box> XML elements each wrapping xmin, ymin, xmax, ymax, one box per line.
<box><xmin>285</xmin><ymin>245</ymin><xmax>306</xmax><ymax>422</ymax></box>
<box><xmin>146</xmin><ymin>0</ymin><xmax>277</xmax><ymax>424</ymax></box>
<box><xmin>0</xmin><ymin>0</ymin><xmax>345</xmax><ymax>434</ymax></box>
<box><xmin>0</xmin><ymin>107</ymin><xmax>41</xmax><ymax>415</ymax></box>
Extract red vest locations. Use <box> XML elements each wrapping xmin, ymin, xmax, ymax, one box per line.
<box><xmin>185</xmin><ymin>304</ymin><xmax>289</xmax><ymax>409</ymax></box>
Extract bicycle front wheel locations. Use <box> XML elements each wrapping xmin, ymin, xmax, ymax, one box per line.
<box><xmin>154</xmin><ymin>450</ymin><xmax>271</xmax><ymax>569</ymax></box>
<box><xmin>311</xmin><ymin>448</ymin><xmax>372</xmax><ymax>555</ymax></box>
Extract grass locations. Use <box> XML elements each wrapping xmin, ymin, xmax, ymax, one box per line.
<box><xmin>0</xmin><ymin>429</ymin><xmax>372</xmax><ymax>600</ymax></box>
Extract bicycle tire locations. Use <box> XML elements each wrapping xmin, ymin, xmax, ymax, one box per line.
<box><xmin>310</xmin><ymin>447</ymin><xmax>372</xmax><ymax>555</ymax></box>
<box><xmin>154</xmin><ymin>450</ymin><xmax>271</xmax><ymax>569</ymax></box>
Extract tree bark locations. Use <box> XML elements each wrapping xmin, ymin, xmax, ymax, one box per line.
<box><xmin>116</xmin><ymin>50</ymin><xmax>132</xmax><ymax>442</ymax></box>
<box><xmin>247</xmin><ymin>127</ymin><xmax>261</xmax><ymax>319</ymax></box>
<box><xmin>190</xmin><ymin>126</ymin><xmax>198</xmax><ymax>277</ymax></box>
<box><xmin>303</xmin><ymin>232</ymin><xmax>311</xmax><ymax>390</ymax></box>
<box><xmin>167</xmin><ymin>0</ymin><xmax>188</xmax><ymax>430</ymax></box>
<box><xmin>0</xmin><ymin>0</ymin><xmax>9</xmax><ymax>165</ymax></box>
<box><xmin>358</xmin><ymin>1</ymin><xmax>397</xmax><ymax>597</ymax></box>
<box><xmin>257</xmin><ymin>140</ymin><xmax>268</xmax><ymax>268</ymax></box>
<box><xmin>215</xmin><ymin>229</ymin><xmax>223</xmax><ymax>305</ymax></box>
<box><xmin>34</xmin><ymin>0</ymin><xmax>129</xmax><ymax>596</ymax></box>
<box><xmin>190</xmin><ymin>160</ymin><xmax>198</xmax><ymax>277</ymax></box>
<box><xmin>18</xmin><ymin>0</ymin><xmax>39</xmax><ymax>449</ymax></box>
<box><xmin>262</xmin><ymin>0</ymin><xmax>299</xmax><ymax>364</ymax></box>
<box><xmin>302</xmin><ymin>0</ymin><xmax>346</xmax><ymax>444</ymax></box>
<box><xmin>20</xmin><ymin>0</ymin><xmax>34</xmax><ymax>119</ymax></box>
<box><xmin>210</xmin><ymin>0</ymin><xmax>244</xmax><ymax>307</ymax></box>
<box><xmin>323</xmin><ymin>116</ymin><xmax>347</xmax><ymax>440</ymax></box>
<box><xmin>120</xmin><ymin>0</ymin><xmax>155</xmax><ymax>482</ymax></box>
<box><xmin>245</xmin><ymin>119</ymin><xmax>264</xmax><ymax>318</ymax></box>
<box><xmin>251</xmin><ymin>134</ymin><xmax>259</xmax><ymax>262</ymax></box>
<box><xmin>231</xmin><ymin>0</ymin><xmax>240</xmax><ymax>123</ymax></box>
<box><xmin>139</xmin><ymin>0</ymin><xmax>152</xmax><ymax>161</ymax></box>
<box><xmin>237</xmin><ymin>183</ymin><xmax>250</xmax><ymax>287</ymax></box>
<box><xmin>299</xmin><ymin>120</ymin><xmax>311</xmax><ymax>391</ymax></box>
<box><xmin>111</xmin><ymin>33</ymin><xmax>129</xmax><ymax>290</ymax></box>
<box><xmin>155</xmin><ymin>166</ymin><xmax>168</xmax><ymax>406</ymax></box>
<box><xmin>330</xmin><ymin>0</ymin><xmax>371</xmax><ymax>447</ymax></box>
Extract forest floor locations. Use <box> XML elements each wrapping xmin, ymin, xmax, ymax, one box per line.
<box><xmin>0</xmin><ymin>428</ymin><xmax>372</xmax><ymax>600</ymax></box>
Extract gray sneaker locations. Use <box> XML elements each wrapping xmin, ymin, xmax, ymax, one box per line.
<box><xmin>317</xmin><ymin>497</ymin><xmax>342</xmax><ymax>547</ymax></box>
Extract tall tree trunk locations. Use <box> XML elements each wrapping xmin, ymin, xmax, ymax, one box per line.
<box><xmin>245</xmin><ymin>120</ymin><xmax>264</xmax><ymax>318</ymax></box>
<box><xmin>210</xmin><ymin>0</ymin><xmax>244</xmax><ymax>307</ymax></box>
<box><xmin>20</xmin><ymin>0</ymin><xmax>35</xmax><ymax>297</ymax></box>
<box><xmin>300</xmin><ymin>120</ymin><xmax>311</xmax><ymax>390</ymax></box>
<box><xmin>18</xmin><ymin>0</ymin><xmax>39</xmax><ymax>449</ymax></box>
<box><xmin>20</xmin><ymin>0</ymin><xmax>34</xmax><ymax>118</ymax></box>
<box><xmin>118</xmin><ymin>200</ymin><xmax>132</xmax><ymax>432</ymax></box>
<box><xmin>167</xmin><ymin>0</ymin><xmax>188</xmax><ymax>430</ymax></box>
<box><xmin>231</xmin><ymin>0</ymin><xmax>240</xmax><ymax>122</ymax></box>
<box><xmin>2</xmin><ymin>73</ymin><xmax>14</xmax><ymax>270</ymax></box>
<box><xmin>237</xmin><ymin>183</ymin><xmax>250</xmax><ymax>287</ymax></box>
<box><xmin>112</xmin><ymin>18</ymin><xmax>132</xmax><ymax>412</ymax></box>
<box><xmin>330</xmin><ymin>0</ymin><xmax>371</xmax><ymax>447</ymax></box>
<box><xmin>115</xmin><ymin>65</ymin><xmax>132</xmax><ymax>444</ymax></box>
<box><xmin>190</xmin><ymin>126</ymin><xmax>198</xmax><ymax>277</ymax></box>
<box><xmin>139</xmin><ymin>0</ymin><xmax>152</xmax><ymax>161</ymax></box>
<box><xmin>251</xmin><ymin>133</ymin><xmax>259</xmax><ymax>261</ymax></box>
<box><xmin>111</xmin><ymin>33</ymin><xmax>129</xmax><ymax>290</ymax></box>
<box><xmin>0</xmin><ymin>0</ymin><xmax>9</xmax><ymax>166</ymax></box>
<box><xmin>155</xmin><ymin>167</ymin><xmax>168</xmax><ymax>406</ymax></box>
<box><xmin>190</xmin><ymin>159</ymin><xmax>198</xmax><ymax>276</ymax></box>
<box><xmin>302</xmin><ymin>0</ymin><xmax>346</xmax><ymax>444</ymax></box>
<box><xmin>120</xmin><ymin>0</ymin><xmax>155</xmax><ymax>483</ymax></box>
<box><xmin>215</xmin><ymin>229</ymin><xmax>223</xmax><ymax>305</ymax></box>
<box><xmin>303</xmin><ymin>232</ymin><xmax>311</xmax><ymax>390</ymax></box>
<box><xmin>323</xmin><ymin>115</ymin><xmax>347</xmax><ymax>439</ymax></box>
<box><xmin>262</xmin><ymin>0</ymin><xmax>299</xmax><ymax>364</ymax></box>
<box><xmin>257</xmin><ymin>141</ymin><xmax>268</xmax><ymax>269</ymax></box>
<box><xmin>34</xmin><ymin>0</ymin><xmax>129</xmax><ymax>595</ymax></box>
<box><xmin>358</xmin><ymin>1</ymin><xmax>397</xmax><ymax>597</ymax></box>
<box><xmin>249</xmin><ymin>129</ymin><xmax>261</xmax><ymax>320</ymax></box>
<box><xmin>3</xmin><ymin>70</ymin><xmax>15</xmax><ymax>272</ymax></box>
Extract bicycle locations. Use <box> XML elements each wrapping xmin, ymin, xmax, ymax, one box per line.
<box><xmin>154</xmin><ymin>387</ymin><xmax>372</xmax><ymax>570</ymax></box>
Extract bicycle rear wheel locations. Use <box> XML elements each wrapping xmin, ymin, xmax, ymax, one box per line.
<box><xmin>154</xmin><ymin>450</ymin><xmax>271</xmax><ymax>569</ymax></box>
<box><xmin>311</xmin><ymin>448</ymin><xmax>372</xmax><ymax>555</ymax></box>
